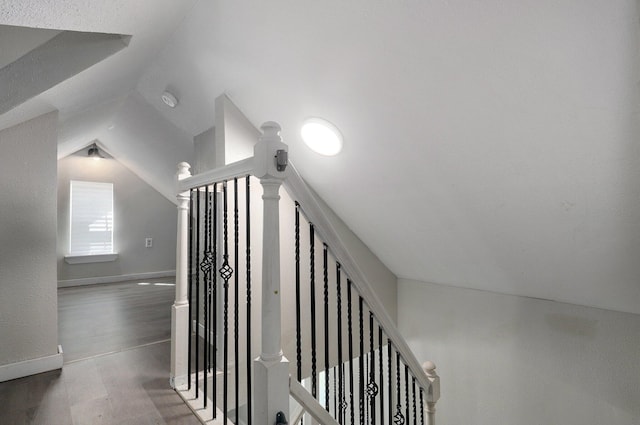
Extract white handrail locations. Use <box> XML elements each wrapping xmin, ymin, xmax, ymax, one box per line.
<box><xmin>283</xmin><ymin>161</ymin><xmax>434</xmax><ymax>394</ymax></box>
<box><xmin>178</xmin><ymin>156</ymin><xmax>254</xmax><ymax>191</ymax></box>
<box><xmin>290</xmin><ymin>378</ymin><xmax>339</xmax><ymax>425</ymax></box>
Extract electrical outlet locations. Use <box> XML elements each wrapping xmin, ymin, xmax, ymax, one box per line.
<box><xmin>145</xmin><ymin>238</ymin><xmax>153</xmax><ymax>248</ymax></box>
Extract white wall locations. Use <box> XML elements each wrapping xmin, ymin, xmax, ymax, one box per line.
<box><xmin>398</xmin><ymin>279</ymin><xmax>640</xmax><ymax>424</ymax></box>
<box><xmin>0</xmin><ymin>111</ymin><xmax>59</xmax><ymax>366</ymax></box>
<box><xmin>57</xmin><ymin>151</ymin><xmax>177</xmax><ymax>282</ymax></box>
<box><xmin>98</xmin><ymin>92</ymin><xmax>195</xmax><ymax>203</ymax></box>
<box><xmin>309</xmin><ymin>188</ymin><xmax>398</xmax><ymax>323</ymax></box>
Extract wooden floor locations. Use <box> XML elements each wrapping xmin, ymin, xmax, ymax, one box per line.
<box><xmin>0</xmin><ymin>280</ymin><xmax>201</xmax><ymax>425</ymax></box>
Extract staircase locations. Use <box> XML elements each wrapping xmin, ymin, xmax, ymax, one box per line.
<box><xmin>169</xmin><ymin>122</ymin><xmax>440</xmax><ymax>424</ymax></box>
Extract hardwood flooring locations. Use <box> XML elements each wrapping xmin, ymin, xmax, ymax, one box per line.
<box><xmin>0</xmin><ymin>280</ymin><xmax>200</xmax><ymax>425</ymax></box>
<box><xmin>58</xmin><ymin>279</ymin><xmax>176</xmax><ymax>363</ymax></box>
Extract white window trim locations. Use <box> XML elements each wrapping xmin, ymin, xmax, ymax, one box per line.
<box><xmin>64</xmin><ymin>253</ymin><xmax>119</xmax><ymax>264</ymax></box>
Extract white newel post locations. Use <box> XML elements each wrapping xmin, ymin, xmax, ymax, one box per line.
<box><xmin>423</xmin><ymin>361</ymin><xmax>441</xmax><ymax>425</ymax></box>
<box><xmin>171</xmin><ymin>162</ymin><xmax>192</xmax><ymax>389</ymax></box>
<box><xmin>253</xmin><ymin>122</ymin><xmax>290</xmax><ymax>424</ymax></box>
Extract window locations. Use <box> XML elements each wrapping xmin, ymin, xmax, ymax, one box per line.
<box><xmin>68</xmin><ymin>180</ymin><xmax>115</xmax><ymax>258</ymax></box>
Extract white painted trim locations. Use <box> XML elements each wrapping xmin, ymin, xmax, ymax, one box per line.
<box><xmin>289</xmin><ymin>378</ymin><xmax>339</xmax><ymax>425</ymax></box>
<box><xmin>178</xmin><ymin>156</ymin><xmax>254</xmax><ymax>192</ymax></box>
<box><xmin>58</xmin><ymin>270</ymin><xmax>176</xmax><ymax>288</ymax></box>
<box><xmin>0</xmin><ymin>345</ymin><xmax>63</xmax><ymax>383</ymax></box>
<box><xmin>64</xmin><ymin>253</ymin><xmax>119</xmax><ymax>264</ymax></box>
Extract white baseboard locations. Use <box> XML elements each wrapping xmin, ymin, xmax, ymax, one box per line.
<box><xmin>58</xmin><ymin>270</ymin><xmax>176</xmax><ymax>288</ymax></box>
<box><xmin>0</xmin><ymin>345</ymin><xmax>64</xmax><ymax>383</ymax></box>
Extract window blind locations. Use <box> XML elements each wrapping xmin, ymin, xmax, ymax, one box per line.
<box><xmin>69</xmin><ymin>180</ymin><xmax>114</xmax><ymax>255</ymax></box>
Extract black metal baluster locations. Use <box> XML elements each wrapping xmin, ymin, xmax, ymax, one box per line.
<box><xmin>207</xmin><ymin>186</ymin><xmax>213</xmax><ymax>373</ymax></box>
<box><xmin>412</xmin><ymin>377</ymin><xmax>417</xmax><ymax>425</ymax></box>
<box><xmin>379</xmin><ymin>326</ymin><xmax>384</xmax><ymax>424</ymax></box>
<box><xmin>220</xmin><ymin>181</ymin><xmax>232</xmax><ymax>423</ymax></box>
<box><xmin>195</xmin><ymin>186</ymin><xmax>201</xmax><ymax>399</ymax></box>
<box><xmin>310</xmin><ymin>223</ymin><xmax>317</xmax><ymax>399</ymax></box>
<box><xmin>395</xmin><ymin>351</ymin><xmax>404</xmax><ymax>425</ymax></box>
<box><xmin>388</xmin><ymin>341</ymin><xmax>393</xmax><ymax>425</ymax></box>
<box><xmin>234</xmin><ymin>178</ymin><xmax>240</xmax><ymax>420</ymax></box>
<box><xmin>336</xmin><ymin>263</ymin><xmax>344</xmax><ymax>424</ymax></box>
<box><xmin>187</xmin><ymin>189</ymin><xmax>194</xmax><ymax>391</ymax></box>
<box><xmin>364</xmin><ymin>349</ymin><xmax>369</xmax><ymax>424</ymax></box>
<box><xmin>369</xmin><ymin>312</ymin><xmax>376</xmax><ymax>425</ymax></box>
<box><xmin>347</xmin><ymin>280</ymin><xmax>355</xmax><ymax>425</ymax></box>
<box><xmin>203</xmin><ymin>184</ymin><xmax>209</xmax><ymax>408</ymax></box>
<box><xmin>295</xmin><ymin>202</ymin><xmax>302</xmax><ymax>383</ymax></box>
<box><xmin>212</xmin><ymin>183</ymin><xmax>218</xmax><ymax>418</ymax></box>
<box><xmin>246</xmin><ymin>177</ymin><xmax>252</xmax><ymax>425</ymax></box>
<box><xmin>323</xmin><ymin>244</ymin><xmax>330</xmax><ymax>411</ymax></box>
<box><xmin>420</xmin><ymin>388</ymin><xmax>424</xmax><ymax>425</ymax></box>
<box><xmin>364</xmin><ymin>347</ymin><xmax>369</xmax><ymax>424</ymax></box>
<box><xmin>405</xmin><ymin>364</ymin><xmax>410</xmax><ymax>424</ymax></box>
<box><xmin>359</xmin><ymin>296</ymin><xmax>364</xmax><ymax>425</ymax></box>
<box><xmin>331</xmin><ymin>365</ymin><xmax>340</xmax><ymax>417</ymax></box>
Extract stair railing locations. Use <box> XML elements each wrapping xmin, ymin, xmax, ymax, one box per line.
<box><xmin>283</xmin><ymin>162</ymin><xmax>440</xmax><ymax>425</ymax></box>
<box><xmin>171</xmin><ymin>121</ymin><xmax>440</xmax><ymax>425</ymax></box>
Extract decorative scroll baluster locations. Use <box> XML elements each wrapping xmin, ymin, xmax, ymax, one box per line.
<box><xmin>212</xmin><ymin>183</ymin><xmax>218</xmax><ymax>417</ymax></box>
<box><xmin>187</xmin><ymin>188</ymin><xmax>194</xmax><ymax>391</ymax></box>
<box><xmin>347</xmin><ymin>280</ymin><xmax>355</xmax><ymax>425</ymax></box>
<box><xmin>309</xmin><ymin>223</ymin><xmax>317</xmax><ymax>399</ymax></box>
<box><xmin>195</xmin><ymin>186</ymin><xmax>200</xmax><ymax>399</ymax></box>
<box><xmin>359</xmin><ymin>296</ymin><xmax>364</xmax><ymax>425</ymax></box>
<box><xmin>246</xmin><ymin>176</ymin><xmax>252</xmax><ymax>425</ymax></box>
<box><xmin>379</xmin><ymin>326</ymin><xmax>384</xmax><ymax>424</ymax></box>
<box><xmin>412</xmin><ymin>377</ymin><xmax>417</xmax><ymax>425</ymax></box>
<box><xmin>203</xmin><ymin>184</ymin><xmax>209</xmax><ymax>408</ymax></box>
<box><xmin>295</xmin><ymin>202</ymin><xmax>302</xmax><ymax>383</ymax></box>
<box><xmin>221</xmin><ymin>181</ymin><xmax>231</xmax><ymax>423</ymax></box>
<box><xmin>323</xmin><ymin>244</ymin><xmax>330</xmax><ymax>411</ymax></box>
<box><xmin>395</xmin><ymin>351</ymin><xmax>404</xmax><ymax>425</ymax></box>
<box><xmin>369</xmin><ymin>312</ymin><xmax>377</xmax><ymax>425</ymax></box>
<box><xmin>388</xmin><ymin>341</ymin><xmax>393</xmax><ymax>425</ymax></box>
<box><xmin>420</xmin><ymin>388</ymin><xmax>424</xmax><ymax>425</ymax></box>
<box><xmin>207</xmin><ymin>187</ymin><xmax>213</xmax><ymax>376</ymax></box>
<box><xmin>207</xmin><ymin>186</ymin><xmax>213</xmax><ymax>376</ymax></box>
<box><xmin>336</xmin><ymin>263</ymin><xmax>344</xmax><ymax>424</ymax></box>
<box><xmin>405</xmin><ymin>364</ymin><xmax>410</xmax><ymax>424</ymax></box>
<box><xmin>234</xmin><ymin>178</ymin><xmax>240</xmax><ymax>420</ymax></box>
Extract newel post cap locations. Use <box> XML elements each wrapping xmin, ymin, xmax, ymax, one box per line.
<box><xmin>175</xmin><ymin>162</ymin><xmax>192</xmax><ymax>198</ymax></box>
<box><xmin>254</xmin><ymin>121</ymin><xmax>288</xmax><ymax>179</ymax></box>
<box><xmin>176</xmin><ymin>162</ymin><xmax>191</xmax><ymax>180</ymax></box>
<box><xmin>422</xmin><ymin>361</ymin><xmax>436</xmax><ymax>377</ymax></box>
<box><xmin>422</xmin><ymin>360</ymin><xmax>440</xmax><ymax>402</ymax></box>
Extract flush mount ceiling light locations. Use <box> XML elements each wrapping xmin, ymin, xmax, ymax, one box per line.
<box><xmin>301</xmin><ymin>118</ymin><xmax>343</xmax><ymax>156</ymax></box>
<box><xmin>161</xmin><ymin>90</ymin><xmax>178</xmax><ymax>108</ymax></box>
<box><xmin>87</xmin><ymin>143</ymin><xmax>103</xmax><ymax>160</ymax></box>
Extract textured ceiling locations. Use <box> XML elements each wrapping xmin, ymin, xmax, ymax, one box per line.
<box><xmin>1</xmin><ymin>0</ymin><xmax>639</xmax><ymax>314</ymax></box>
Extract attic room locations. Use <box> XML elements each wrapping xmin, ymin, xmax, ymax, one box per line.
<box><xmin>0</xmin><ymin>0</ymin><xmax>639</xmax><ymax>424</ymax></box>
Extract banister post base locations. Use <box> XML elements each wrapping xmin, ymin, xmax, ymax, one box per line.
<box><xmin>253</xmin><ymin>356</ymin><xmax>290</xmax><ymax>424</ymax></box>
<box><xmin>170</xmin><ymin>302</ymin><xmax>189</xmax><ymax>389</ymax></box>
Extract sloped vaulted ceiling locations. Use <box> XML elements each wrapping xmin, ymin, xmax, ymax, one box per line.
<box><xmin>1</xmin><ymin>0</ymin><xmax>639</xmax><ymax>315</ymax></box>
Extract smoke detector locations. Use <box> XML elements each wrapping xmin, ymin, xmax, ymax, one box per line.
<box><xmin>161</xmin><ymin>91</ymin><xmax>178</xmax><ymax>108</ymax></box>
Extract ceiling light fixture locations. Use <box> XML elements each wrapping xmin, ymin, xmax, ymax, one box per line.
<box><xmin>87</xmin><ymin>143</ymin><xmax>103</xmax><ymax>160</ymax></box>
<box><xmin>301</xmin><ymin>118</ymin><xmax>343</xmax><ymax>156</ymax></box>
<box><xmin>161</xmin><ymin>90</ymin><xmax>178</xmax><ymax>108</ymax></box>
